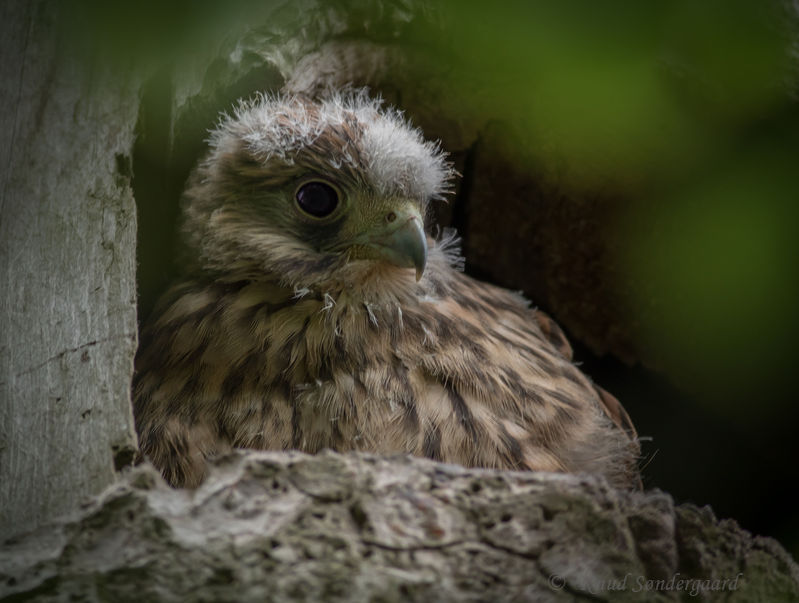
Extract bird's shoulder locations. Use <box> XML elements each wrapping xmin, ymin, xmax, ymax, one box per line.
<box><xmin>399</xmin><ymin>270</ymin><xmax>638</xmax><ymax>443</ymax></box>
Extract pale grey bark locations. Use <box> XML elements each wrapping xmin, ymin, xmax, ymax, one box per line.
<box><xmin>1</xmin><ymin>450</ymin><xmax>797</xmax><ymax>602</ymax></box>
<box><xmin>0</xmin><ymin>1</ymin><xmax>139</xmax><ymax>539</ymax></box>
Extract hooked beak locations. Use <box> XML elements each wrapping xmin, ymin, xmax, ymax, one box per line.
<box><xmin>350</xmin><ymin>206</ymin><xmax>428</xmax><ymax>281</ymax></box>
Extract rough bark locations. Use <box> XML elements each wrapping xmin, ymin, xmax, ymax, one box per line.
<box><xmin>2</xmin><ymin>451</ymin><xmax>797</xmax><ymax>602</ymax></box>
<box><xmin>2</xmin><ymin>1</ymin><xmax>797</xmax><ymax>598</ymax></box>
<box><xmin>0</xmin><ymin>1</ymin><xmax>139</xmax><ymax>539</ymax></box>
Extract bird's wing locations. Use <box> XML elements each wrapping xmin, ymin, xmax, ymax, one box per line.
<box><xmin>392</xmin><ymin>272</ymin><xmax>640</xmax><ymax>488</ymax></box>
<box><xmin>534</xmin><ymin>308</ymin><xmax>637</xmax><ymax>439</ymax></box>
<box><xmin>533</xmin><ymin>308</ymin><xmax>573</xmax><ymax>360</ymax></box>
<box><xmin>593</xmin><ymin>384</ymin><xmax>638</xmax><ymax>440</ymax></box>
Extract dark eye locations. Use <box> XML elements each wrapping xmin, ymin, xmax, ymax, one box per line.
<box><xmin>295</xmin><ymin>181</ymin><xmax>339</xmax><ymax>218</ymax></box>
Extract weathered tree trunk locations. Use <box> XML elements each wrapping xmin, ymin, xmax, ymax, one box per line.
<box><xmin>2</xmin><ymin>1</ymin><xmax>798</xmax><ymax>600</ymax></box>
<box><xmin>0</xmin><ymin>0</ymin><xmax>139</xmax><ymax>539</ymax></box>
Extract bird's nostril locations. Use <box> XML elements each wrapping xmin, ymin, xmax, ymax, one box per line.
<box><xmin>386</xmin><ymin>212</ymin><xmax>397</xmax><ymax>223</ymax></box>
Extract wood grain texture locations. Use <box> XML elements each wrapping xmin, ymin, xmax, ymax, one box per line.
<box><xmin>0</xmin><ymin>0</ymin><xmax>138</xmax><ymax>538</ymax></box>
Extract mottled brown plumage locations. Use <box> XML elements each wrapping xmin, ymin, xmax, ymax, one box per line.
<box><xmin>133</xmin><ymin>91</ymin><xmax>640</xmax><ymax>489</ymax></box>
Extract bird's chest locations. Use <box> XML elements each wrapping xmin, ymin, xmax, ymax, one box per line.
<box><xmin>216</xmin><ymin>296</ymin><xmax>418</xmax><ymax>452</ymax></box>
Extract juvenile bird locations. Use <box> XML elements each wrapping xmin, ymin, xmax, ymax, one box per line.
<box><xmin>133</xmin><ymin>90</ymin><xmax>640</xmax><ymax>489</ymax></box>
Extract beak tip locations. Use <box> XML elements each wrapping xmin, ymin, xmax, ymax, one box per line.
<box><xmin>413</xmin><ymin>231</ymin><xmax>427</xmax><ymax>281</ymax></box>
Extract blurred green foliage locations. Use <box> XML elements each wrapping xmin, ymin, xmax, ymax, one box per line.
<box><xmin>64</xmin><ymin>1</ymin><xmax>263</xmax><ymax>62</ymax></box>
<box><xmin>622</xmin><ymin>136</ymin><xmax>798</xmax><ymax>413</ymax></box>
<box><xmin>416</xmin><ymin>0</ymin><xmax>797</xmax><ymax>417</ymax></box>
<box><xmin>422</xmin><ymin>1</ymin><xmax>788</xmax><ymax>185</ymax></box>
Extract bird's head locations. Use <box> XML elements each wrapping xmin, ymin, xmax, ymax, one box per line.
<box><xmin>182</xmin><ymin>90</ymin><xmax>454</xmax><ymax>290</ymax></box>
